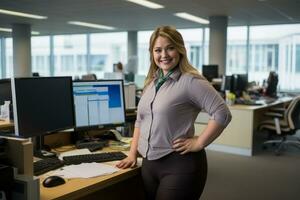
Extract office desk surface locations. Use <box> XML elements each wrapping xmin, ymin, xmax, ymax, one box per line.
<box><xmin>40</xmin><ymin>165</ymin><xmax>141</xmax><ymax>200</ymax></box>
<box><xmin>39</xmin><ymin>146</ymin><xmax>144</xmax><ymax>200</ymax></box>
<box><xmin>0</xmin><ymin>121</ymin><xmax>13</xmax><ymax>128</ymax></box>
<box><xmin>229</xmin><ymin>96</ymin><xmax>293</xmax><ymax>110</ymax></box>
<box><xmin>195</xmin><ymin>96</ymin><xmax>293</xmax><ymax>156</ymax></box>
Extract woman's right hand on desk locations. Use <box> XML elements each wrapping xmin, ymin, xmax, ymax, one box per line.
<box><xmin>115</xmin><ymin>154</ymin><xmax>137</xmax><ymax>169</ymax></box>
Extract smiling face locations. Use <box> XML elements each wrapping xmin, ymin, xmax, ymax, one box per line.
<box><xmin>153</xmin><ymin>36</ymin><xmax>180</xmax><ymax>76</ymax></box>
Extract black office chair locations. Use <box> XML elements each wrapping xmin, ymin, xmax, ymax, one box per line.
<box><xmin>259</xmin><ymin>96</ymin><xmax>300</xmax><ymax>155</ymax></box>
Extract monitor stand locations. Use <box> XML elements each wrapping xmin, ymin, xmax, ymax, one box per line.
<box><xmin>33</xmin><ymin>135</ymin><xmax>56</xmax><ymax>158</ymax></box>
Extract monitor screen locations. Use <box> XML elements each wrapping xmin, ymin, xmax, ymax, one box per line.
<box><xmin>231</xmin><ymin>74</ymin><xmax>248</xmax><ymax>97</ymax></box>
<box><xmin>0</xmin><ymin>79</ymin><xmax>11</xmax><ymax>105</ymax></box>
<box><xmin>0</xmin><ymin>79</ymin><xmax>13</xmax><ymax>120</ymax></box>
<box><xmin>202</xmin><ymin>65</ymin><xmax>219</xmax><ymax>82</ymax></box>
<box><xmin>11</xmin><ymin>77</ymin><xmax>75</xmax><ymax>137</ymax></box>
<box><xmin>72</xmin><ymin>79</ymin><xmax>126</xmax><ymax>130</ymax></box>
<box><xmin>235</xmin><ymin>74</ymin><xmax>248</xmax><ymax>91</ymax></box>
<box><xmin>220</xmin><ymin>75</ymin><xmax>233</xmax><ymax>92</ymax></box>
<box><xmin>266</xmin><ymin>71</ymin><xmax>278</xmax><ymax>97</ymax></box>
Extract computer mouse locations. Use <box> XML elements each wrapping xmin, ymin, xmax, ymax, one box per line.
<box><xmin>42</xmin><ymin>176</ymin><xmax>66</xmax><ymax>188</ymax></box>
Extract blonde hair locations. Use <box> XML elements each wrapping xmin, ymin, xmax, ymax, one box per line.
<box><xmin>144</xmin><ymin>25</ymin><xmax>202</xmax><ymax>88</ymax></box>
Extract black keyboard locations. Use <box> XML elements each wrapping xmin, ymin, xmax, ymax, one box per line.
<box><xmin>33</xmin><ymin>157</ymin><xmax>64</xmax><ymax>176</ymax></box>
<box><xmin>75</xmin><ymin>141</ymin><xmax>108</xmax><ymax>152</ymax></box>
<box><xmin>63</xmin><ymin>151</ymin><xmax>127</xmax><ymax>165</ymax></box>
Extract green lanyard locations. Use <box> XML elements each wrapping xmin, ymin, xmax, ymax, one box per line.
<box><xmin>155</xmin><ymin>69</ymin><xmax>175</xmax><ymax>91</ymax></box>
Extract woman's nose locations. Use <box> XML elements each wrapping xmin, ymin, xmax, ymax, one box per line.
<box><xmin>162</xmin><ymin>49</ymin><xmax>168</xmax><ymax>57</ymax></box>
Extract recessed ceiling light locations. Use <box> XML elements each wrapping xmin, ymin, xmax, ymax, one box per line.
<box><xmin>174</xmin><ymin>12</ymin><xmax>209</xmax><ymax>24</ymax></box>
<box><xmin>126</xmin><ymin>0</ymin><xmax>164</xmax><ymax>9</ymax></box>
<box><xmin>68</xmin><ymin>21</ymin><xmax>115</xmax><ymax>30</ymax></box>
<box><xmin>0</xmin><ymin>8</ymin><xmax>47</xmax><ymax>19</ymax></box>
<box><xmin>31</xmin><ymin>31</ymin><xmax>40</xmax><ymax>35</ymax></box>
<box><xmin>0</xmin><ymin>27</ymin><xmax>40</xmax><ymax>35</ymax></box>
<box><xmin>0</xmin><ymin>28</ymin><xmax>11</xmax><ymax>32</ymax></box>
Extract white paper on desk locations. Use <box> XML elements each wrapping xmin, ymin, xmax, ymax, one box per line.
<box><xmin>51</xmin><ymin>162</ymin><xmax>119</xmax><ymax>179</ymax></box>
<box><xmin>58</xmin><ymin>149</ymin><xmax>91</xmax><ymax>160</ymax></box>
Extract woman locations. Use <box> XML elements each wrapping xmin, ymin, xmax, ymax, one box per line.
<box><xmin>116</xmin><ymin>26</ymin><xmax>232</xmax><ymax>200</ymax></box>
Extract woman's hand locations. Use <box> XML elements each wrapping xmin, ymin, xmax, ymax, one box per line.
<box><xmin>115</xmin><ymin>154</ymin><xmax>137</xmax><ymax>169</ymax></box>
<box><xmin>172</xmin><ymin>137</ymin><xmax>203</xmax><ymax>154</ymax></box>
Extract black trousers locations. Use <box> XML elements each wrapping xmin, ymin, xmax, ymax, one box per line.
<box><xmin>141</xmin><ymin>150</ymin><xmax>207</xmax><ymax>200</ymax></box>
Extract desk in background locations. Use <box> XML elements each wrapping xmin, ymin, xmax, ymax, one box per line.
<box><xmin>195</xmin><ymin>97</ymin><xmax>293</xmax><ymax>156</ymax></box>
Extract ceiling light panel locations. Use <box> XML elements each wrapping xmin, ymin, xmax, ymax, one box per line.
<box><xmin>174</xmin><ymin>12</ymin><xmax>209</xmax><ymax>24</ymax></box>
<box><xmin>0</xmin><ymin>27</ymin><xmax>40</xmax><ymax>35</ymax></box>
<box><xmin>126</xmin><ymin>0</ymin><xmax>164</xmax><ymax>9</ymax></box>
<box><xmin>68</xmin><ymin>21</ymin><xmax>115</xmax><ymax>30</ymax></box>
<box><xmin>0</xmin><ymin>8</ymin><xmax>47</xmax><ymax>19</ymax></box>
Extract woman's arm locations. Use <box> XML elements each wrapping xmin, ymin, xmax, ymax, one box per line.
<box><xmin>115</xmin><ymin>127</ymin><xmax>140</xmax><ymax>169</ymax></box>
<box><xmin>173</xmin><ymin>120</ymin><xmax>225</xmax><ymax>154</ymax></box>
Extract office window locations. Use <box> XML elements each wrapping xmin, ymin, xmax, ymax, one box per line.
<box><xmin>32</xmin><ymin>36</ymin><xmax>50</xmax><ymax>76</ymax></box>
<box><xmin>53</xmin><ymin>34</ymin><xmax>87</xmax><ymax>77</ymax></box>
<box><xmin>190</xmin><ymin>45</ymin><xmax>201</xmax><ymax>68</ymax></box>
<box><xmin>296</xmin><ymin>45</ymin><xmax>300</xmax><ymax>73</ymax></box>
<box><xmin>226</xmin><ymin>26</ymin><xmax>247</xmax><ymax>75</ymax></box>
<box><xmin>5</xmin><ymin>38</ymin><xmax>12</xmax><ymax>78</ymax></box>
<box><xmin>249</xmin><ymin>24</ymin><xmax>300</xmax><ymax>91</ymax></box>
<box><xmin>137</xmin><ymin>31</ymin><xmax>152</xmax><ymax>75</ymax></box>
<box><xmin>178</xmin><ymin>28</ymin><xmax>204</xmax><ymax>70</ymax></box>
<box><xmin>90</xmin><ymin>32</ymin><xmax>127</xmax><ymax>79</ymax></box>
<box><xmin>0</xmin><ymin>38</ymin><xmax>2</xmax><ymax>78</ymax></box>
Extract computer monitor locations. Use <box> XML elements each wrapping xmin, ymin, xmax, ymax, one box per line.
<box><xmin>0</xmin><ymin>79</ymin><xmax>11</xmax><ymax>104</ymax></box>
<box><xmin>220</xmin><ymin>75</ymin><xmax>233</xmax><ymax>92</ymax></box>
<box><xmin>202</xmin><ymin>65</ymin><xmax>219</xmax><ymax>82</ymax></box>
<box><xmin>265</xmin><ymin>71</ymin><xmax>278</xmax><ymax>98</ymax></box>
<box><xmin>0</xmin><ymin>79</ymin><xmax>13</xmax><ymax>120</ymax></box>
<box><xmin>72</xmin><ymin>79</ymin><xmax>126</xmax><ymax>130</ymax></box>
<box><xmin>232</xmin><ymin>74</ymin><xmax>248</xmax><ymax>97</ymax></box>
<box><xmin>11</xmin><ymin>77</ymin><xmax>75</xmax><ymax>138</ymax></box>
<box><xmin>235</xmin><ymin>74</ymin><xmax>248</xmax><ymax>91</ymax></box>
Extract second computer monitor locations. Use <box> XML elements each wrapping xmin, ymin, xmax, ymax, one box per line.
<box><xmin>202</xmin><ymin>65</ymin><xmax>219</xmax><ymax>82</ymax></box>
<box><xmin>73</xmin><ymin>79</ymin><xmax>126</xmax><ymax>130</ymax></box>
<box><xmin>12</xmin><ymin>77</ymin><xmax>75</xmax><ymax>137</ymax></box>
<box><xmin>231</xmin><ymin>74</ymin><xmax>248</xmax><ymax>97</ymax></box>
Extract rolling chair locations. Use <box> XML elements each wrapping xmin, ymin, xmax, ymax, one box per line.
<box><xmin>259</xmin><ymin>96</ymin><xmax>300</xmax><ymax>155</ymax></box>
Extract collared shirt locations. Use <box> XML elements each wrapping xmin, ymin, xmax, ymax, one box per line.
<box><xmin>135</xmin><ymin>68</ymin><xmax>232</xmax><ymax>160</ymax></box>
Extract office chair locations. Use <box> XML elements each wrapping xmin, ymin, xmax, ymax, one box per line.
<box><xmin>259</xmin><ymin>96</ymin><xmax>300</xmax><ymax>155</ymax></box>
<box><xmin>81</xmin><ymin>73</ymin><xmax>97</xmax><ymax>80</ymax></box>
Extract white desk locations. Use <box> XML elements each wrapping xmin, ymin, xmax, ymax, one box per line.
<box><xmin>195</xmin><ymin>97</ymin><xmax>293</xmax><ymax>156</ymax></box>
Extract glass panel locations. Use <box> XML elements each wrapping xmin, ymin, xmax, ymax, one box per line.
<box><xmin>90</xmin><ymin>32</ymin><xmax>127</xmax><ymax>79</ymax></box>
<box><xmin>226</xmin><ymin>26</ymin><xmax>247</xmax><ymax>75</ymax></box>
<box><xmin>249</xmin><ymin>24</ymin><xmax>300</xmax><ymax>91</ymax></box>
<box><xmin>53</xmin><ymin>34</ymin><xmax>87</xmax><ymax>78</ymax></box>
<box><xmin>178</xmin><ymin>28</ymin><xmax>203</xmax><ymax>70</ymax></box>
<box><xmin>137</xmin><ymin>31</ymin><xmax>152</xmax><ymax>75</ymax></box>
<box><xmin>296</xmin><ymin>45</ymin><xmax>300</xmax><ymax>73</ymax></box>
<box><xmin>0</xmin><ymin>38</ymin><xmax>2</xmax><ymax>78</ymax></box>
<box><xmin>204</xmin><ymin>28</ymin><xmax>210</xmax><ymax>66</ymax></box>
<box><xmin>5</xmin><ymin>38</ymin><xmax>12</xmax><ymax>78</ymax></box>
<box><xmin>31</xmin><ymin>36</ymin><xmax>50</xmax><ymax>76</ymax></box>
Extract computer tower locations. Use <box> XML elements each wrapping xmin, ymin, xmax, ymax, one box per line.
<box><xmin>0</xmin><ymin>165</ymin><xmax>14</xmax><ymax>200</ymax></box>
